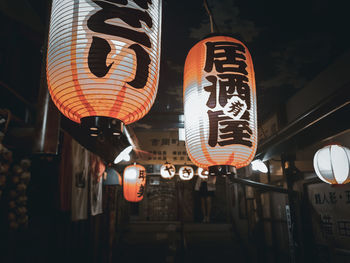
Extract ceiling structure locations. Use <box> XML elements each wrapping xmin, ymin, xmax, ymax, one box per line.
<box><xmin>1</xmin><ymin>0</ymin><xmax>349</xmax><ymax>156</ymax></box>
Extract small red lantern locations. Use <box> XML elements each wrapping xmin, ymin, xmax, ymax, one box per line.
<box><xmin>160</xmin><ymin>162</ymin><xmax>175</xmax><ymax>179</ymax></box>
<box><xmin>123</xmin><ymin>164</ymin><xmax>146</xmax><ymax>202</ymax></box>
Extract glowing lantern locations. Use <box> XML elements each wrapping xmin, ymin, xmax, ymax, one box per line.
<box><xmin>47</xmin><ymin>0</ymin><xmax>162</xmax><ymax>126</ymax></box>
<box><xmin>103</xmin><ymin>167</ymin><xmax>122</xmax><ymax>186</ymax></box>
<box><xmin>160</xmin><ymin>162</ymin><xmax>175</xmax><ymax>179</ymax></box>
<box><xmin>179</xmin><ymin>166</ymin><xmax>194</xmax><ymax>180</ymax></box>
<box><xmin>313</xmin><ymin>145</ymin><xmax>350</xmax><ymax>185</ymax></box>
<box><xmin>197</xmin><ymin>167</ymin><xmax>209</xmax><ymax>179</ymax></box>
<box><xmin>183</xmin><ymin>35</ymin><xmax>257</xmax><ymax>169</ymax></box>
<box><xmin>123</xmin><ymin>164</ymin><xmax>146</xmax><ymax>202</ymax></box>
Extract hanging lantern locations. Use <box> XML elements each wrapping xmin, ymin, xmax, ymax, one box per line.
<box><xmin>46</xmin><ymin>0</ymin><xmax>162</xmax><ymax>129</ymax></box>
<box><xmin>183</xmin><ymin>35</ymin><xmax>257</xmax><ymax>169</ymax></box>
<box><xmin>160</xmin><ymin>162</ymin><xmax>175</xmax><ymax>179</ymax></box>
<box><xmin>103</xmin><ymin>167</ymin><xmax>122</xmax><ymax>186</ymax></box>
<box><xmin>197</xmin><ymin>167</ymin><xmax>209</xmax><ymax>179</ymax></box>
<box><xmin>179</xmin><ymin>166</ymin><xmax>194</xmax><ymax>181</ymax></box>
<box><xmin>123</xmin><ymin>164</ymin><xmax>146</xmax><ymax>202</ymax></box>
<box><xmin>313</xmin><ymin>145</ymin><xmax>350</xmax><ymax>185</ymax></box>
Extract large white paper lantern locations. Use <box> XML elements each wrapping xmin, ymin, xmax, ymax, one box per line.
<box><xmin>179</xmin><ymin>166</ymin><xmax>194</xmax><ymax>181</ymax></box>
<box><xmin>47</xmin><ymin>0</ymin><xmax>162</xmax><ymax>125</ymax></box>
<box><xmin>183</xmin><ymin>35</ymin><xmax>257</xmax><ymax>169</ymax></box>
<box><xmin>313</xmin><ymin>145</ymin><xmax>350</xmax><ymax>185</ymax></box>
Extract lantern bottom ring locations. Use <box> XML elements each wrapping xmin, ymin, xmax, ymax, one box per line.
<box><xmin>209</xmin><ymin>165</ymin><xmax>236</xmax><ymax>176</ymax></box>
<box><xmin>81</xmin><ymin>116</ymin><xmax>124</xmax><ymax>137</ymax></box>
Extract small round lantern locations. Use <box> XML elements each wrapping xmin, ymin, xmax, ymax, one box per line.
<box><xmin>179</xmin><ymin>166</ymin><xmax>194</xmax><ymax>181</ymax></box>
<box><xmin>103</xmin><ymin>167</ymin><xmax>122</xmax><ymax>186</ymax></box>
<box><xmin>160</xmin><ymin>162</ymin><xmax>175</xmax><ymax>179</ymax></box>
<box><xmin>197</xmin><ymin>167</ymin><xmax>209</xmax><ymax>179</ymax></box>
<box><xmin>123</xmin><ymin>164</ymin><xmax>146</xmax><ymax>202</ymax></box>
<box><xmin>313</xmin><ymin>145</ymin><xmax>350</xmax><ymax>185</ymax></box>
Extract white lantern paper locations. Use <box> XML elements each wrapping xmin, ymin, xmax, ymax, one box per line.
<box><xmin>160</xmin><ymin>162</ymin><xmax>175</xmax><ymax>179</ymax></box>
<box><xmin>197</xmin><ymin>167</ymin><xmax>209</xmax><ymax>179</ymax></box>
<box><xmin>313</xmin><ymin>145</ymin><xmax>350</xmax><ymax>185</ymax></box>
<box><xmin>179</xmin><ymin>166</ymin><xmax>194</xmax><ymax>181</ymax></box>
<box><xmin>47</xmin><ymin>0</ymin><xmax>162</xmax><ymax>124</ymax></box>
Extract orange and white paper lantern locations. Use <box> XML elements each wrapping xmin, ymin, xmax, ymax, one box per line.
<box><xmin>179</xmin><ymin>166</ymin><xmax>194</xmax><ymax>181</ymax></box>
<box><xmin>160</xmin><ymin>162</ymin><xmax>175</xmax><ymax>179</ymax></box>
<box><xmin>47</xmin><ymin>0</ymin><xmax>162</xmax><ymax>124</ymax></box>
<box><xmin>183</xmin><ymin>35</ymin><xmax>257</xmax><ymax>169</ymax></box>
<box><xmin>123</xmin><ymin>164</ymin><xmax>146</xmax><ymax>202</ymax></box>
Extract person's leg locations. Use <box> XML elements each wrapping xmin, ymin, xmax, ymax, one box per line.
<box><xmin>201</xmin><ymin>197</ymin><xmax>206</xmax><ymax>222</ymax></box>
<box><xmin>206</xmin><ymin>196</ymin><xmax>212</xmax><ymax>222</ymax></box>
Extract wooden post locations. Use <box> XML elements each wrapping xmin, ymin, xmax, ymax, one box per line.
<box><xmin>32</xmin><ymin>0</ymin><xmax>61</xmax><ymax>155</ymax></box>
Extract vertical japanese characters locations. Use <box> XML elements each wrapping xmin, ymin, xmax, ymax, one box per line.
<box><xmin>123</xmin><ymin>164</ymin><xmax>146</xmax><ymax>202</ymax></box>
<box><xmin>46</xmin><ymin>0</ymin><xmax>162</xmax><ymax>124</ymax></box>
<box><xmin>184</xmin><ymin>36</ymin><xmax>257</xmax><ymax>169</ymax></box>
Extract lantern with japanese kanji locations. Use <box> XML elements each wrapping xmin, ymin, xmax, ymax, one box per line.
<box><xmin>197</xmin><ymin>167</ymin><xmax>209</xmax><ymax>179</ymax></box>
<box><xmin>123</xmin><ymin>164</ymin><xmax>146</xmax><ymax>202</ymax></box>
<box><xmin>313</xmin><ymin>145</ymin><xmax>350</xmax><ymax>185</ymax></box>
<box><xmin>183</xmin><ymin>35</ymin><xmax>257</xmax><ymax>169</ymax></box>
<box><xmin>160</xmin><ymin>162</ymin><xmax>175</xmax><ymax>179</ymax></box>
<box><xmin>46</xmin><ymin>0</ymin><xmax>162</xmax><ymax>128</ymax></box>
<box><xmin>179</xmin><ymin>166</ymin><xmax>194</xmax><ymax>180</ymax></box>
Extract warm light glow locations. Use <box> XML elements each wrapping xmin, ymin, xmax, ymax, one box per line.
<box><xmin>179</xmin><ymin>166</ymin><xmax>194</xmax><ymax>180</ymax></box>
<box><xmin>197</xmin><ymin>167</ymin><xmax>209</xmax><ymax>179</ymax></box>
<box><xmin>47</xmin><ymin>0</ymin><xmax>162</xmax><ymax>124</ymax></box>
<box><xmin>114</xmin><ymin>145</ymin><xmax>133</xmax><ymax>164</ymax></box>
<box><xmin>313</xmin><ymin>145</ymin><xmax>350</xmax><ymax>184</ymax></box>
<box><xmin>123</xmin><ymin>164</ymin><xmax>146</xmax><ymax>202</ymax></box>
<box><xmin>160</xmin><ymin>162</ymin><xmax>176</xmax><ymax>179</ymax></box>
<box><xmin>251</xmin><ymin>159</ymin><xmax>268</xmax><ymax>173</ymax></box>
<box><xmin>183</xmin><ymin>35</ymin><xmax>257</xmax><ymax>168</ymax></box>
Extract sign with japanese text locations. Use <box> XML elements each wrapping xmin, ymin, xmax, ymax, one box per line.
<box><xmin>183</xmin><ymin>35</ymin><xmax>257</xmax><ymax>168</ymax></box>
<box><xmin>47</xmin><ymin>0</ymin><xmax>162</xmax><ymax>124</ymax></box>
<box><xmin>308</xmin><ymin>182</ymin><xmax>350</xmax><ymax>249</ymax></box>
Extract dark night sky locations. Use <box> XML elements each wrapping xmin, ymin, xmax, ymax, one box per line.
<box><xmin>0</xmin><ymin>0</ymin><xmax>349</xmax><ymax>128</ymax></box>
<box><xmin>146</xmin><ymin>0</ymin><xmax>350</xmax><ymax>127</ymax></box>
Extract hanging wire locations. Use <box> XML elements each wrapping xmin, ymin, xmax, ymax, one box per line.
<box><xmin>203</xmin><ymin>0</ymin><xmax>220</xmax><ymax>34</ymax></box>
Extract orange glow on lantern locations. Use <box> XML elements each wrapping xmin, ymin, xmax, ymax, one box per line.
<box><xmin>46</xmin><ymin>0</ymin><xmax>162</xmax><ymax>125</ymax></box>
<box><xmin>183</xmin><ymin>35</ymin><xmax>257</xmax><ymax>169</ymax></box>
<box><xmin>123</xmin><ymin>164</ymin><xmax>146</xmax><ymax>202</ymax></box>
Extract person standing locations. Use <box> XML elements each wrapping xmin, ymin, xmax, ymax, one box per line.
<box><xmin>195</xmin><ymin>175</ymin><xmax>216</xmax><ymax>223</ymax></box>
